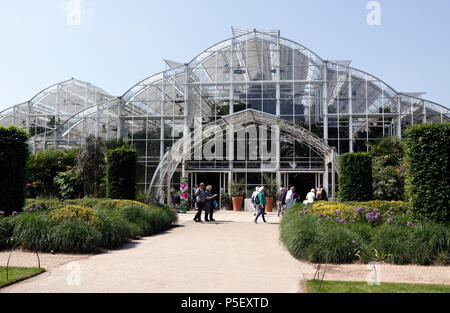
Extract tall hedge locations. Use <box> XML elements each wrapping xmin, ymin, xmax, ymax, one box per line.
<box><xmin>105</xmin><ymin>146</ymin><xmax>137</xmax><ymax>200</ymax></box>
<box><xmin>0</xmin><ymin>127</ymin><xmax>30</xmax><ymax>215</ymax></box>
<box><xmin>405</xmin><ymin>122</ymin><xmax>450</xmax><ymax>223</ymax></box>
<box><xmin>338</xmin><ymin>153</ymin><xmax>373</xmax><ymax>202</ymax></box>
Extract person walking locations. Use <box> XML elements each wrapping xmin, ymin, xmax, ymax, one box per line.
<box><xmin>193</xmin><ymin>183</ymin><xmax>206</xmax><ymax>222</ymax></box>
<box><xmin>254</xmin><ymin>187</ymin><xmax>267</xmax><ymax>224</ymax></box>
<box><xmin>251</xmin><ymin>187</ymin><xmax>260</xmax><ymax>216</ymax></box>
<box><xmin>286</xmin><ymin>187</ymin><xmax>295</xmax><ymax>209</ymax></box>
<box><xmin>204</xmin><ymin>185</ymin><xmax>218</xmax><ymax>222</ymax></box>
<box><xmin>277</xmin><ymin>187</ymin><xmax>287</xmax><ymax>217</ymax></box>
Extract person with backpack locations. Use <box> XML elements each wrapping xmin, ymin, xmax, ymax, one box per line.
<box><xmin>254</xmin><ymin>186</ymin><xmax>267</xmax><ymax>224</ymax></box>
<box><xmin>277</xmin><ymin>187</ymin><xmax>287</xmax><ymax>217</ymax></box>
<box><xmin>251</xmin><ymin>187</ymin><xmax>260</xmax><ymax>216</ymax></box>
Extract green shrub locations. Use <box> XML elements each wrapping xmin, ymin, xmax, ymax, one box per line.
<box><xmin>26</xmin><ymin>149</ymin><xmax>76</xmax><ymax>198</ymax></box>
<box><xmin>0</xmin><ymin>126</ymin><xmax>30</xmax><ymax>215</ymax></box>
<box><xmin>281</xmin><ymin>203</ymin><xmax>449</xmax><ymax>265</ymax></box>
<box><xmin>405</xmin><ymin>122</ymin><xmax>450</xmax><ymax>223</ymax></box>
<box><xmin>95</xmin><ymin>209</ymin><xmax>134</xmax><ymax>248</ymax></box>
<box><xmin>0</xmin><ymin>217</ymin><xmax>14</xmax><ymax>250</ymax></box>
<box><xmin>50</xmin><ymin>220</ymin><xmax>101</xmax><ymax>253</ymax></box>
<box><xmin>105</xmin><ymin>146</ymin><xmax>137</xmax><ymax>200</ymax></box>
<box><xmin>13</xmin><ymin>212</ymin><xmax>53</xmax><ymax>251</ymax></box>
<box><xmin>54</xmin><ymin>169</ymin><xmax>83</xmax><ymax>200</ymax></box>
<box><xmin>25</xmin><ymin>198</ymin><xmax>64</xmax><ymax>212</ymax></box>
<box><xmin>118</xmin><ymin>205</ymin><xmax>154</xmax><ymax>236</ymax></box>
<box><xmin>338</xmin><ymin>153</ymin><xmax>373</xmax><ymax>202</ymax></box>
<box><xmin>50</xmin><ymin>205</ymin><xmax>102</xmax><ymax>226</ymax></box>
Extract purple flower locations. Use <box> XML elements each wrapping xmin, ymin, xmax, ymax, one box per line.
<box><xmin>0</xmin><ymin>211</ymin><xmax>4</xmax><ymax>215</ymax></box>
<box><xmin>339</xmin><ymin>219</ymin><xmax>345</xmax><ymax>224</ymax></box>
<box><xmin>304</xmin><ymin>211</ymin><xmax>309</xmax><ymax>215</ymax></box>
<box><xmin>12</xmin><ymin>211</ymin><xmax>18</xmax><ymax>216</ymax></box>
<box><xmin>356</xmin><ymin>207</ymin><xmax>363</xmax><ymax>214</ymax></box>
<box><xmin>337</xmin><ymin>209</ymin><xmax>342</xmax><ymax>214</ymax></box>
<box><xmin>319</xmin><ymin>213</ymin><xmax>325</xmax><ymax>218</ymax></box>
<box><xmin>375</xmin><ymin>213</ymin><xmax>382</xmax><ymax>219</ymax></box>
<box><xmin>335</xmin><ymin>217</ymin><xmax>340</xmax><ymax>221</ymax></box>
<box><xmin>29</xmin><ymin>207</ymin><xmax>34</xmax><ymax>212</ymax></box>
<box><xmin>373</xmin><ymin>209</ymin><xmax>379</xmax><ymax>213</ymax></box>
<box><xmin>298</xmin><ymin>211</ymin><xmax>304</xmax><ymax>215</ymax></box>
<box><xmin>352</xmin><ymin>240</ymin><xmax>357</xmax><ymax>244</ymax></box>
<box><xmin>387</xmin><ymin>218</ymin><xmax>393</xmax><ymax>224</ymax></box>
<box><xmin>406</xmin><ymin>210</ymin><xmax>412</xmax><ymax>214</ymax></box>
<box><xmin>407</xmin><ymin>222</ymin><xmax>413</xmax><ymax>227</ymax></box>
<box><xmin>318</xmin><ymin>218</ymin><xmax>322</xmax><ymax>222</ymax></box>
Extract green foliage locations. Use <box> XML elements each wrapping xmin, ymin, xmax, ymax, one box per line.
<box><xmin>13</xmin><ymin>212</ymin><xmax>53</xmax><ymax>251</ymax></box>
<box><xmin>117</xmin><ymin>205</ymin><xmax>154</xmax><ymax>236</ymax></box>
<box><xmin>281</xmin><ymin>203</ymin><xmax>449</xmax><ymax>265</ymax></box>
<box><xmin>50</xmin><ymin>220</ymin><xmax>101</xmax><ymax>253</ymax></box>
<box><xmin>310</xmin><ymin>200</ymin><xmax>408</xmax><ymax>221</ymax></box>
<box><xmin>26</xmin><ymin>149</ymin><xmax>77</xmax><ymax>198</ymax></box>
<box><xmin>8</xmin><ymin>198</ymin><xmax>177</xmax><ymax>253</ymax></box>
<box><xmin>220</xmin><ymin>193</ymin><xmax>232</xmax><ymax>206</ymax></box>
<box><xmin>53</xmin><ymin>169</ymin><xmax>83</xmax><ymax>200</ymax></box>
<box><xmin>338</xmin><ymin>153</ymin><xmax>373</xmax><ymax>202</ymax></box>
<box><xmin>50</xmin><ymin>205</ymin><xmax>102</xmax><ymax>226</ymax></box>
<box><xmin>372</xmin><ymin>158</ymin><xmax>405</xmax><ymax>201</ymax></box>
<box><xmin>105</xmin><ymin>137</ymin><xmax>130</xmax><ymax>150</ymax></box>
<box><xmin>369</xmin><ymin>138</ymin><xmax>405</xmax><ymax>201</ymax></box>
<box><xmin>0</xmin><ymin>127</ymin><xmax>30</xmax><ymax>215</ymax></box>
<box><xmin>405</xmin><ymin>122</ymin><xmax>450</xmax><ymax>223</ymax></box>
<box><xmin>76</xmin><ymin>136</ymin><xmax>105</xmax><ymax>197</ymax></box>
<box><xmin>0</xmin><ymin>217</ymin><xmax>14</xmax><ymax>250</ymax></box>
<box><xmin>105</xmin><ymin>146</ymin><xmax>137</xmax><ymax>200</ymax></box>
<box><xmin>95</xmin><ymin>209</ymin><xmax>135</xmax><ymax>248</ymax></box>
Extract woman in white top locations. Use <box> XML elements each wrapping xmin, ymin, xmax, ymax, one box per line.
<box><xmin>303</xmin><ymin>189</ymin><xmax>316</xmax><ymax>205</ymax></box>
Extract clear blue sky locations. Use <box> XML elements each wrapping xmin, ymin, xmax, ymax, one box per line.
<box><xmin>1</xmin><ymin>0</ymin><xmax>449</xmax><ymax>110</ymax></box>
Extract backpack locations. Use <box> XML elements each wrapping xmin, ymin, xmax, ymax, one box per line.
<box><xmin>316</xmin><ymin>189</ymin><xmax>323</xmax><ymax>200</ymax></box>
<box><xmin>255</xmin><ymin>194</ymin><xmax>261</xmax><ymax>205</ymax></box>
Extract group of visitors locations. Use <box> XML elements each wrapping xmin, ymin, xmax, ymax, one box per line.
<box><xmin>192</xmin><ymin>182</ymin><xmax>328</xmax><ymax>223</ymax></box>
<box><xmin>275</xmin><ymin>185</ymin><xmax>328</xmax><ymax>217</ymax></box>
<box><xmin>193</xmin><ymin>183</ymin><xmax>218</xmax><ymax>223</ymax></box>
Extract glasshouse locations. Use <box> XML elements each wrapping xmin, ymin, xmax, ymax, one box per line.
<box><xmin>1</xmin><ymin>27</ymin><xmax>449</xmax><ymax>204</ymax></box>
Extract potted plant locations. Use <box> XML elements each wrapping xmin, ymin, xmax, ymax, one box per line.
<box><xmin>221</xmin><ymin>193</ymin><xmax>232</xmax><ymax>210</ymax></box>
<box><xmin>230</xmin><ymin>180</ymin><xmax>246</xmax><ymax>211</ymax></box>
<box><xmin>262</xmin><ymin>174</ymin><xmax>277</xmax><ymax>213</ymax></box>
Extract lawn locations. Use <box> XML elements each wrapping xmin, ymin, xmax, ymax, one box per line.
<box><xmin>0</xmin><ymin>266</ymin><xmax>45</xmax><ymax>288</ymax></box>
<box><xmin>307</xmin><ymin>280</ymin><xmax>450</xmax><ymax>293</ymax></box>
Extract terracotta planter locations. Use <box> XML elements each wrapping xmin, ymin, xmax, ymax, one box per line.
<box><xmin>225</xmin><ymin>204</ymin><xmax>233</xmax><ymax>211</ymax></box>
<box><xmin>265</xmin><ymin>197</ymin><xmax>275</xmax><ymax>213</ymax></box>
<box><xmin>232</xmin><ymin>197</ymin><xmax>243</xmax><ymax>211</ymax></box>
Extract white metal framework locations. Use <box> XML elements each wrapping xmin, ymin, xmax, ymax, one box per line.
<box><xmin>1</xmin><ymin>27</ymin><xmax>449</xmax><ymax>204</ymax></box>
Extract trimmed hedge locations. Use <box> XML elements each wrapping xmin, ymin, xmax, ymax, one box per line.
<box><xmin>105</xmin><ymin>147</ymin><xmax>137</xmax><ymax>200</ymax></box>
<box><xmin>405</xmin><ymin>123</ymin><xmax>450</xmax><ymax>223</ymax></box>
<box><xmin>0</xmin><ymin>127</ymin><xmax>30</xmax><ymax>215</ymax></box>
<box><xmin>338</xmin><ymin>153</ymin><xmax>373</xmax><ymax>202</ymax></box>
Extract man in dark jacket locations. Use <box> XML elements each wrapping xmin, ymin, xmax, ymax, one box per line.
<box><xmin>194</xmin><ymin>183</ymin><xmax>206</xmax><ymax>222</ymax></box>
<box><xmin>277</xmin><ymin>187</ymin><xmax>287</xmax><ymax>217</ymax></box>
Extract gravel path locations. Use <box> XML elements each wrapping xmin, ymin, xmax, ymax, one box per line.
<box><xmin>1</xmin><ymin>211</ymin><xmax>448</xmax><ymax>293</ymax></box>
<box><xmin>0</xmin><ymin>211</ymin><xmax>304</xmax><ymax>293</ymax></box>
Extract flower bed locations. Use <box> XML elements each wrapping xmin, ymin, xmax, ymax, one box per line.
<box><xmin>0</xmin><ymin>198</ymin><xmax>178</xmax><ymax>253</ymax></box>
<box><xmin>281</xmin><ymin>203</ymin><xmax>449</xmax><ymax>265</ymax></box>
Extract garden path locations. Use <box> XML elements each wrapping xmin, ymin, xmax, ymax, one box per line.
<box><xmin>0</xmin><ymin>211</ymin><xmax>305</xmax><ymax>293</ymax></box>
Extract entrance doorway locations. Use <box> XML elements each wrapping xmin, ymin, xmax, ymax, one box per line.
<box><xmin>284</xmin><ymin>173</ymin><xmax>320</xmax><ymax>202</ymax></box>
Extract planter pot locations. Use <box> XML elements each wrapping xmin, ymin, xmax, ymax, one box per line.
<box><xmin>225</xmin><ymin>204</ymin><xmax>233</xmax><ymax>211</ymax></box>
<box><xmin>232</xmin><ymin>197</ymin><xmax>243</xmax><ymax>211</ymax></box>
<box><xmin>265</xmin><ymin>197</ymin><xmax>275</xmax><ymax>213</ymax></box>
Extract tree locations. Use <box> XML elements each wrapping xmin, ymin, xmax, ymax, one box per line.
<box><xmin>76</xmin><ymin>136</ymin><xmax>105</xmax><ymax>197</ymax></box>
<box><xmin>369</xmin><ymin>137</ymin><xmax>405</xmax><ymax>201</ymax></box>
